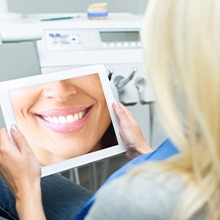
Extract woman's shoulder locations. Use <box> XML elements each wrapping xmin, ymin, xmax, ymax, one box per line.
<box><xmin>85</xmin><ymin>168</ymin><xmax>186</xmax><ymax>220</ymax></box>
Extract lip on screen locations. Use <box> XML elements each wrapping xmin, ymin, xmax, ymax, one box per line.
<box><xmin>36</xmin><ymin>106</ymin><xmax>92</xmax><ymax>133</ymax></box>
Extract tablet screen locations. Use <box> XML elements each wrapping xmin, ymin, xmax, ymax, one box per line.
<box><xmin>0</xmin><ymin>65</ymin><xmax>125</xmax><ymax>176</ymax></box>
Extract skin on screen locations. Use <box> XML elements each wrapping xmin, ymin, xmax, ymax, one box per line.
<box><xmin>10</xmin><ymin>74</ymin><xmax>113</xmax><ymax>166</ymax></box>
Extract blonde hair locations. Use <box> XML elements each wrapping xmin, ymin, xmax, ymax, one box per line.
<box><xmin>135</xmin><ymin>0</ymin><xmax>220</xmax><ymax>219</ymax></box>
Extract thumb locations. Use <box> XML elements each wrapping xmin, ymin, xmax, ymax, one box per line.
<box><xmin>112</xmin><ymin>101</ymin><xmax>132</xmax><ymax>128</ymax></box>
<box><xmin>10</xmin><ymin>124</ymin><xmax>31</xmax><ymax>153</ymax></box>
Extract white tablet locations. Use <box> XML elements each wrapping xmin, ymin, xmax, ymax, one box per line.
<box><xmin>0</xmin><ymin>64</ymin><xmax>126</xmax><ymax>177</ymax></box>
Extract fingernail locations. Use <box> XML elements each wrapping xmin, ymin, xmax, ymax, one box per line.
<box><xmin>113</xmin><ymin>99</ymin><xmax>119</xmax><ymax>106</ymax></box>
<box><xmin>11</xmin><ymin>124</ymin><xmax>19</xmax><ymax>133</ymax></box>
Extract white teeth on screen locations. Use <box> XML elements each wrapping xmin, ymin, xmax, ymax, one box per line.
<box><xmin>66</xmin><ymin>115</ymin><xmax>74</xmax><ymax>123</ymax></box>
<box><xmin>53</xmin><ymin>117</ymin><xmax>59</xmax><ymax>124</ymax></box>
<box><xmin>43</xmin><ymin>110</ymin><xmax>86</xmax><ymax>124</ymax></box>
<box><xmin>59</xmin><ymin>116</ymin><xmax>67</xmax><ymax>124</ymax></box>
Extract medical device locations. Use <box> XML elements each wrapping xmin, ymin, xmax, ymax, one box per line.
<box><xmin>29</xmin><ymin>12</ymin><xmax>155</xmax><ymax>142</ymax></box>
<box><xmin>1</xmin><ymin>12</ymin><xmax>156</xmax><ymax>189</ymax></box>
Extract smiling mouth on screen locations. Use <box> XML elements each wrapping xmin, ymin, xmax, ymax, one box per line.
<box><xmin>35</xmin><ymin>107</ymin><xmax>91</xmax><ymax>133</ymax></box>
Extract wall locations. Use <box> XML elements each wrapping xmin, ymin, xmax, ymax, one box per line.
<box><xmin>8</xmin><ymin>0</ymin><xmax>148</xmax><ymax>14</ymax></box>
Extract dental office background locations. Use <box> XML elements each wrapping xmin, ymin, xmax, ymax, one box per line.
<box><xmin>0</xmin><ymin>0</ymin><xmax>166</xmax><ymax>149</ymax></box>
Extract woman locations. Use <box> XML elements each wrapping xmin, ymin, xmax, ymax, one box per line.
<box><xmin>0</xmin><ymin>0</ymin><xmax>219</xmax><ymax>219</ymax></box>
<box><xmin>9</xmin><ymin>73</ymin><xmax>116</xmax><ymax>165</ymax></box>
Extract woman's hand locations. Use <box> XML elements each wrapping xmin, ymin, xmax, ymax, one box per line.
<box><xmin>0</xmin><ymin>125</ymin><xmax>46</xmax><ymax>220</ymax></box>
<box><xmin>112</xmin><ymin>101</ymin><xmax>152</xmax><ymax>159</ymax></box>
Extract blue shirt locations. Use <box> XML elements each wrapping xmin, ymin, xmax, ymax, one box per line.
<box><xmin>76</xmin><ymin>139</ymin><xmax>178</xmax><ymax>220</ymax></box>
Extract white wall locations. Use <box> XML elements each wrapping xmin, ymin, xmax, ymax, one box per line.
<box><xmin>8</xmin><ymin>0</ymin><xmax>148</xmax><ymax>14</ymax></box>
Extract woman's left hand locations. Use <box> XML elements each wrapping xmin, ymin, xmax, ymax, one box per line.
<box><xmin>0</xmin><ymin>125</ymin><xmax>41</xmax><ymax>200</ymax></box>
<box><xmin>0</xmin><ymin>125</ymin><xmax>46</xmax><ymax>220</ymax></box>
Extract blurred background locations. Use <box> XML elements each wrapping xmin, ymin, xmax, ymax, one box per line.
<box><xmin>0</xmin><ymin>0</ymin><xmax>167</xmax><ymax>191</ymax></box>
<box><xmin>8</xmin><ymin>0</ymin><xmax>148</xmax><ymax>14</ymax></box>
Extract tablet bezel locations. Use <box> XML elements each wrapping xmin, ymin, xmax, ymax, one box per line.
<box><xmin>0</xmin><ymin>64</ymin><xmax>126</xmax><ymax>177</ymax></box>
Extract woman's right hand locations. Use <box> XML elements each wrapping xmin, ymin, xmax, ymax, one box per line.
<box><xmin>112</xmin><ymin>101</ymin><xmax>152</xmax><ymax>159</ymax></box>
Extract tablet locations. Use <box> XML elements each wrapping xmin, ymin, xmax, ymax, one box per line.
<box><xmin>0</xmin><ymin>64</ymin><xmax>126</xmax><ymax>177</ymax></box>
